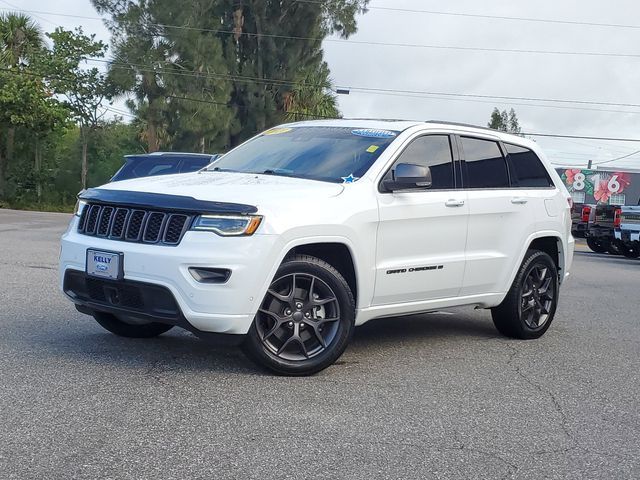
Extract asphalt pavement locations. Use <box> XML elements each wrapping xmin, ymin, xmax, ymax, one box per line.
<box><xmin>0</xmin><ymin>209</ymin><xmax>638</xmax><ymax>479</ymax></box>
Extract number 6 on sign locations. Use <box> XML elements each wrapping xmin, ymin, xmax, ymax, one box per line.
<box><xmin>608</xmin><ymin>175</ymin><xmax>621</xmax><ymax>194</ymax></box>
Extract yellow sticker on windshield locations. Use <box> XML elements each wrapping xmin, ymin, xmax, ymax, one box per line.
<box><xmin>263</xmin><ymin>127</ymin><xmax>292</xmax><ymax>136</ymax></box>
<box><xmin>366</xmin><ymin>145</ymin><xmax>380</xmax><ymax>153</ymax></box>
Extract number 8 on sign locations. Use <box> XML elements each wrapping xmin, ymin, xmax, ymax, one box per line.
<box><xmin>573</xmin><ymin>173</ymin><xmax>586</xmax><ymax>191</ymax></box>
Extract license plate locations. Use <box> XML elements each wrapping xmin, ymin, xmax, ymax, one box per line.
<box><xmin>86</xmin><ymin>249</ymin><xmax>123</xmax><ymax>280</ymax></box>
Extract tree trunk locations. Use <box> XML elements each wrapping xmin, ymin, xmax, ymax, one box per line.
<box><xmin>81</xmin><ymin>127</ymin><xmax>88</xmax><ymax>190</ymax></box>
<box><xmin>0</xmin><ymin>148</ymin><xmax>5</xmax><ymax>200</ymax></box>
<box><xmin>7</xmin><ymin>127</ymin><xmax>14</xmax><ymax>166</ymax></box>
<box><xmin>147</xmin><ymin>117</ymin><xmax>159</xmax><ymax>153</ymax></box>
<box><xmin>34</xmin><ymin>137</ymin><xmax>42</xmax><ymax>201</ymax></box>
<box><xmin>200</xmin><ymin>136</ymin><xmax>205</xmax><ymax>153</ymax></box>
<box><xmin>253</xmin><ymin>7</ymin><xmax>267</xmax><ymax>133</ymax></box>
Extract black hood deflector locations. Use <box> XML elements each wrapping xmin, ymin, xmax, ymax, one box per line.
<box><xmin>79</xmin><ymin>188</ymin><xmax>258</xmax><ymax>215</ymax></box>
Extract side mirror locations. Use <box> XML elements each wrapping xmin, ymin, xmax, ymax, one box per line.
<box><xmin>383</xmin><ymin>163</ymin><xmax>432</xmax><ymax>192</ymax></box>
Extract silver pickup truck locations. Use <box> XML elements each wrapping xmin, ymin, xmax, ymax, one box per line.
<box><xmin>615</xmin><ymin>204</ymin><xmax>640</xmax><ymax>258</ymax></box>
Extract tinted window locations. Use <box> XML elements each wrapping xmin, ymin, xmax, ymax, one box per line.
<box><xmin>180</xmin><ymin>157</ymin><xmax>212</xmax><ymax>173</ymax></box>
<box><xmin>461</xmin><ymin>137</ymin><xmax>509</xmax><ymax>189</ymax></box>
<box><xmin>505</xmin><ymin>143</ymin><xmax>554</xmax><ymax>188</ymax></box>
<box><xmin>208</xmin><ymin>127</ymin><xmax>398</xmax><ymax>183</ymax></box>
<box><xmin>111</xmin><ymin>158</ymin><xmax>179</xmax><ymax>182</ymax></box>
<box><xmin>385</xmin><ymin>135</ymin><xmax>455</xmax><ymax>189</ymax></box>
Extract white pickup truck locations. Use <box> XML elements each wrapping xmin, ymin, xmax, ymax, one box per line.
<box><xmin>615</xmin><ymin>203</ymin><xmax>640</xmax><ymax>258</ymax></box>
<box><xmin>60</xmin><ymin>119</ymin><xmax>574</xmax><ymax>375</ymax></box>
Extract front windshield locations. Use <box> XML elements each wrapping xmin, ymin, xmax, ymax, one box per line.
<box><xmin>207</xmin><ymin>126</ymin><xmax>399</xmax><ymax>183</ymax></box>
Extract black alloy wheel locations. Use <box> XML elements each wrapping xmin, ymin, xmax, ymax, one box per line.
<box><xmin>519</xmin><ymin>264</ymin><xmax>555</xmax><ymax>331</ymax></box>
<box><xmin>243</xmin><ymin>255</ymin><xmax>355</xmax><ymax>376</ymax></box>
<box><xmin>492</xmin><ymin>250</ymin><xmax>559</xmax><ymax>339</ymax></box>
<box><xmin>256</xmin><ymin>272</ymin><xmax>341</xmax><ymax>361</ymax></box>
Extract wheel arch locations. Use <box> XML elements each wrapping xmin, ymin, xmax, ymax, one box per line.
<box><xmin>503</xmin><ymin>232</ymin><xmax>567</xmax><ymax>300</ymax></box>
<box><xmin>284</xmin><ymin>242</ymin><xmax>359</xmax><ymax>307</ymax></box>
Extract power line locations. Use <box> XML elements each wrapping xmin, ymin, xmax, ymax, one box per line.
<box><xmin>296</xmin><ymin>0</ymin><xmax>640</xmax><ymax>30</ymax></box>
<box><xmin>592</xmin><ymin>149</ymin><xmax>640</xmax><ymax>164</ymax></box>
<box><xmin>7</xmin><ymin>67</ymin><xmax>640</xmax><ymax>147</ymax></box>
<box><xmin>87</xmin><ymin>58</ymin><xmax>640</xmax><ymax>113</ymax></box>
<box><xmin>523</xmin><ymin>133</ymin><xmax>640</xmax><ymax>142</ymax></box>
<box><xmin>7</xmin><ymin>7</ymin><xmax>640</xmax><ymax>60</ymax></box>
<box><xmin>7</xmin><ymin>3</ymin><xmax>640</xmax><ymax>33</ymax></box>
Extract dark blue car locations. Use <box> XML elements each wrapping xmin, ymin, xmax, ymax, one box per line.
<box><xmin>110</xmin><ymin>152</ymin><xmax>221</xmax><ymax>182</ymax></box>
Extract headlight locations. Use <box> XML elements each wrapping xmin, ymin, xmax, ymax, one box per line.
<box><xmin>192</xmin><ymin>215</ymin><xmax>263</xmax><ymax>236</ymax></box>
<box><xmin>73</xmin><ymin>199</ymin><xmax>88</xmax><ymax>216</ymax></box>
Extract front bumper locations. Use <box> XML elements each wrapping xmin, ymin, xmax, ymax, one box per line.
<box><xmin>60</xmin><ymin>216</ymin><xmax>279</xmax><ymax>335</ymax></box>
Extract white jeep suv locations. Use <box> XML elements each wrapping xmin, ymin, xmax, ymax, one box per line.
<box><xmin>60</xmin><ymin>120</ymin><xmax>574</xmax><ymax>375</ymax></box>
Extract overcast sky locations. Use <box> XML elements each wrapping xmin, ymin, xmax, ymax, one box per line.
<box><xmin>11</xmin><ymin>0</ymin><xmax>640</xmax><ymax>169</ymax></box>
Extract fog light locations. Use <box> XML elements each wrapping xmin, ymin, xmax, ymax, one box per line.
<box><xmin>189</xmin><ymin>267</ymin><xmax>231</xmax><ymax>284</ymax></box>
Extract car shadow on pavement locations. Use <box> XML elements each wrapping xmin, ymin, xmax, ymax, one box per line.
<box><xmin>351</xmin><ymin>310</ymin><xmax>499</xmax><ymax>350</ymax></box>
<box><xmin>23</xmin><ymin>310</ymin><xmax>498</xmax><ymax>376</ymax></box>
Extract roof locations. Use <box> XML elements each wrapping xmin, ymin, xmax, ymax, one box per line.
<box><xmin>281</xmin><ymin>118</ymin><xmax>538</xmax><ymax>149</ymax></box>
<box><xmin>124</xmin><ymin>152</ymin><xmax>214</xmax><ymax>159</ymax></box>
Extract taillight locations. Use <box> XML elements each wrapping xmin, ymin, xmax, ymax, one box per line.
<box><xmin>581</xmin><ymin>206</ymin><xmax>591</xmax><ymax>223</ymax></box>
<box><xmin>614</xmin><ymin>208</ymin><xmax>622</xmax><ymax>228</ymax></box>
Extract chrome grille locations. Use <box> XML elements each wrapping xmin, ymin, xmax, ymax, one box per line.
<box><xmin>78</xmin><ymin>204</ymin><xmax>191</xmax><ymax>246</ymax></box>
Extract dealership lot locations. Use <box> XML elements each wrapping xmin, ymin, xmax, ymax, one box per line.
<box><xmin>0</xmin><ymin>209</ymin><xmax>638</xmax><ymax>479</ymax></box>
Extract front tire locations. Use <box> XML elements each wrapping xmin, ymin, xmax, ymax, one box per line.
<box><xmin>620</xmin><ymin>243</ymin><xmax>640</xmax><ymax>259</ymax></box>
<box><xmin>93</xmin><ymin>312</ymin><xmax>174</xmax><ymax>338</ymax></box>
<box><xmin>491</xmin><ymin>250</ymin><xmax>559</xmax><ymax>340</ymax></box>
<box><xmin>242</xmin><ymin>255</ymin><xmax>355</xmax><ymax>376</ymax></box>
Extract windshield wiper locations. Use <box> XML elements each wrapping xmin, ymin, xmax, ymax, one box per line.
<box><xmin>260</xmin><ymin>169</ymin><xmax>295</xmax><ymax>178</ymax></box>
<box><xmin>206</xmin><ymin>167</ymin><xmax>239</xmax><ymax>173</ymax></box>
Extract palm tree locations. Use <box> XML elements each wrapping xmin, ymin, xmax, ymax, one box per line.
<box><xmin>283</xmin><ymin>63</ymin><xmax>341</xmax><ymax>122</ymax></box>
<box><xmin>0</xmin><ymin>12</ymin><xmax>43</xmax><ymax>67</ymax></box>
<box><xmin>0</xmin><ymin>13</ymin><xmax>44</xmax><ymax>198</ymax></box>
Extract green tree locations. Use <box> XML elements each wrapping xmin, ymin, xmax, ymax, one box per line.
<box><xmin>284</xmin><ymin>63</ymin><xmax>340</xmax><ymax>121</ymax></box>
<box><xmin>217</xmin><ymin>0</ymin><xmax>368</xmax><ymax>144</ymax></box>
<box><xmin>0</xmin><ymin>13</ymin><xmax>46</xmax><ymax>197</ymax></box>
<box><xmin>45</xmin><ymin>27</ymin><xmax>112</xmax><ymax>189</ymax></box>
<box><xmin>488</xmin><ymin>107</ymin><xmax>522</xmax><ymax>135</ymax></box>
<box><xmin>92</xmin><ymin>0</ymin><xmax>369</xmax><ymax>149</ymax></box>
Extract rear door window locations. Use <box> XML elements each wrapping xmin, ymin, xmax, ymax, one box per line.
<box><xmin>460</xmin><ymin>137</ymin><xmax>509</xmax><ymax>189</ymax></box>
<box><xmin>505</xmin><ymin>143</ymin><xmax>554</xmax><ymax>188</ymax></box>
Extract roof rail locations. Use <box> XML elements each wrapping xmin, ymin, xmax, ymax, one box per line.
<box><xmin>424</xmin><ymin>120</ymin><xmax>500</xmax><ymax>133</ymax></box>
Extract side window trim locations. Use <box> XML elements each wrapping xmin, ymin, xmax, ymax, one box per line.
<box><xmin>377</xmin><ymin>133</ymin><xmax>459</xmax><ymax>193</ymax></box>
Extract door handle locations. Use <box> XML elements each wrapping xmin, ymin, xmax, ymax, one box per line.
<box><xmin>445</xmin><ymin>199</ymin><xmax>465</xmax><ymax>207</ymax></box>
<box><xmin>511</xmin><ymin>197</ymin><xmax>528</xmax><ymax>205</ymax></box>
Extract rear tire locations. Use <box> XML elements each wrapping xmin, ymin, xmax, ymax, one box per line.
<box><xmin>586</xmin><ymin>237</ymin><xmax>608</xmax><ymax>254</ymax></box>
<box><xmin>242</xmin><ymin>255</ymin><xmax>355</xmax><ymax>376</ymax></box>
<box><xmin>491</xmin><ymin>250</ymin><xmax>559</xmax><ymax>340</ymax></box>
<box><xmin>93</xmin><ymin>312</ymin><xmax>174</xmax><ymax>338</ymax></box>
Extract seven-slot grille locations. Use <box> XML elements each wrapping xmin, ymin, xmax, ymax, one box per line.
<box><xmin>78</xmin><ymin>203</ymin><xmax>191</xmax><ymax>245</ymax></box>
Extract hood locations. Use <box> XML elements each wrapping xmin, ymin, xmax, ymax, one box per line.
<box><xmin>102</xmin><ymin>171</ymin><xmax>345</xmax><ymax>210</ymax></box>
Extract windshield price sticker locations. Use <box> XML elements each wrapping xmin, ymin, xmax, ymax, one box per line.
<box><xmin>263</xmin><ymin>127</ymin><xmax>293</xmax><ymax>136</ymax></box>
<box><xmin>351</xmin><ymin>129</ymin><xmax>397</xmax><ymax>139</ymax></box>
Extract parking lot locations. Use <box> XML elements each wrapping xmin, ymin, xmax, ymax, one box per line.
<box><xmin>0</xmin><ymin>208</ymin><xmax>638</xmax><ymax>479</ymax></box>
